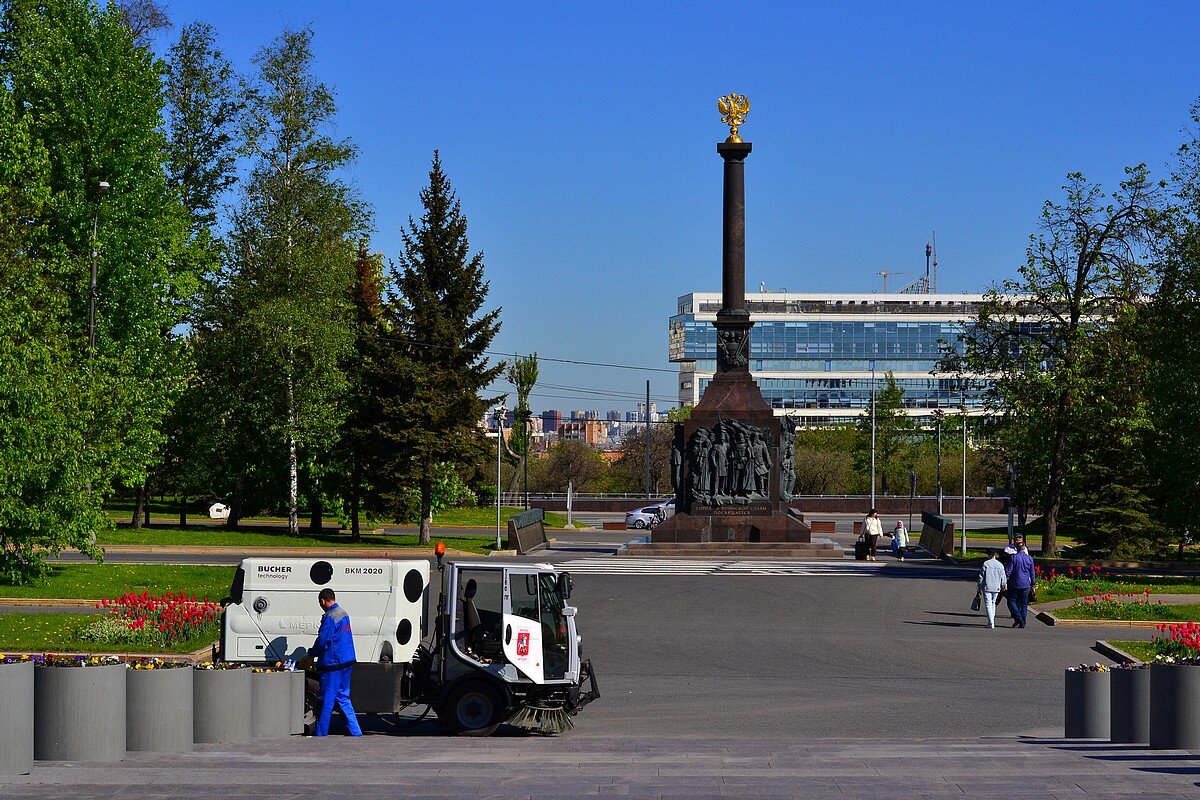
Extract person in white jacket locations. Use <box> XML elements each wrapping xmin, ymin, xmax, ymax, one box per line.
<box><xmin>977</xmin><ymin>549</ymin><xmax>1008</xmax><ymax>629</ymax></box>
<box><xmin>862</xmin><ymin>509</ymin><xmax>883</xmax><ymax>562</ymax></box>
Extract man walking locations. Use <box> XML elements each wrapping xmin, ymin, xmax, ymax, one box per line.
<box><xmin>977</xmin><ymin>549</ymin><xmax>1007</xmax><ymax>628</ymax></box>
<box><xmin>1005</xmin><ymin>542</ymin><xmax>1036</xmax><ymax>628</ymax></box>
<box><xmin>309</xmin><ymin>588</ymin><xmax>362</xmax><ymax>736</ymax></box>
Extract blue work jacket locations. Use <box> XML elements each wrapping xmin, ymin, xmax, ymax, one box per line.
<box><xmin>309</xmin><ymin>602</ymin><xmax>357</xmax><ymax>671</ymax></box>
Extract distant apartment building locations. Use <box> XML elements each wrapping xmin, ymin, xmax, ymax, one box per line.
<box><xmin>670</xmin><ymin>291</ymin><xmax>1022</xmax><ymax>426</ymax></box>
<box><xmin>541</xmin><ymin>410</ymin><xmax>562</xmax><ymax>433</ymax></box>
<box><xmin>558</xmin><ymin>419</ymin><xmax>607</xmax><ymax>447</ymax></box>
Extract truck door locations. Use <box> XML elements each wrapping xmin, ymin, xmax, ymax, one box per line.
<box><xmin>502</xmin><ymin>568</ymin><xmax>544</xmax><ymax>683</ymax></box>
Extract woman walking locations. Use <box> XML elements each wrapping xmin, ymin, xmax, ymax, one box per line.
<box><xmin>863</xmin><ymin>508</ymin><xmax>883</xmax><ymax>562</ymax></box>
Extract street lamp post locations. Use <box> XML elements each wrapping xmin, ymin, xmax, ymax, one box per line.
<box><xmin>869</xmin><ymin>360</ymin><xmax>876</xmax><ymax>510</ymax></box>
<box><xmin>961</xmin><ymin>399</ymin><xmax>968</xmax><ymax>557</ymax></box>
<box><xmin>494</xmin><ymin>404</ymin><xmax>507</xmax><ymax>550</ymax></box>
<box><xmin>87</xmin><ymin>180</ymin><xmax>110</xmax><ymax>355</ymax></box>
<box><xmin>933</xmin><ymin>408</ymin><xmax>945</xmax><ymax>515</ymax></box>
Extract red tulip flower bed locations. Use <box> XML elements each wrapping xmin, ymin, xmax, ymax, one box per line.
<box><xmin>79</xmin><ymin>590</ymin><xmax>221</xmax><ymax>649</ymax></box>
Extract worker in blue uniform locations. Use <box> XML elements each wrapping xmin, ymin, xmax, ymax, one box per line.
<box><xmin>308</xmin><ymin>588</ymin><xmax>363</xmax><ymax>736</ymax></box>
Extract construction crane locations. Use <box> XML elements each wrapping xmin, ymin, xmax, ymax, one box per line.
<box><xmin>876</xmin><ymin>269</ymin><xmax>912</xmax><ymax>293</ymax></box>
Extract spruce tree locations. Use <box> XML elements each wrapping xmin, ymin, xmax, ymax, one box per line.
<box><xmin>375</xmin><ymin>152</ymin><xmax>502</xmax><ymax>544</ymax></box>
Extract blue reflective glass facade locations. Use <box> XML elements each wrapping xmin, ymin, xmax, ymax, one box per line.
<box><xmin>669</xmin><ymin>293</ymin><xmax>1009</xmax><ymax>418</ymax></box>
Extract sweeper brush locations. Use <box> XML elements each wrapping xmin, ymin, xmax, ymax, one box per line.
<box><xmin>507</xmin><ymin>703</ymin><xmax>574</xmax><ymax>735</ymax></box>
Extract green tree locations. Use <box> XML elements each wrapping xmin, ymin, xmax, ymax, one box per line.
<box><xmin>853</xmin><ymin>372</ymin><xmax>915</xmax><ymax>495</ymax></box>
<box><xmin>0</xmin><ymin>87</ymin><xmax>106</xmax><ymax>581</ymax></box>
<box><xmin>947</xmin><ymin>169</ymin><xmax>1161</xmax><ymax>556</ymax></box>
<box><xmin>0</xmin><ymin>0</ymin><xmax>193</xmax><ymax>569</ymax></box>
<box><xmin>373</xmin><ymin>152</ymin><xmax>502</xmax><ymax>545</ymax></box>
<box><xmin>216</xmin><ymin>27</ymin><xmax>364</xmax><ymax>534</ymax></box>
<box><xmin>1142</xmin><ymin>98</ymin><xmax>1200</xmax><ymax>556</ymax></box>
<box><xmin>611</xmin><ymin>423</ymin><xmax>674</xmax><ymax>495</ymax></box>
<box><xmin>505</xmin><ymin>353</ymin><xmax>539</xmax><ymax>501</ymax></box>
<box><xmin>793</xmin><ymin>425</ymin><xmax>858</xmax><ymax>496</ymax></box>
<box><xmin>532</xmin><ymin>441</ymin><xmax>607</xmax><ymax>494</ymax></box>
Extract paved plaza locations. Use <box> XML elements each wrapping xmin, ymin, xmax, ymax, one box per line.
<box><xmin>5</xmin><ymin>734</ymin><xmax>1200</xmax><ymax>799</ymax></box>
<box><xmin>4</xmin><ymin>545</ymin><xmax>1195</xmax><ymax>797</ymax></box>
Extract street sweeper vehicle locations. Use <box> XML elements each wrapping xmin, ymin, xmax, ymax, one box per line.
<box><xmin>219</xmin><ymin>546</ymin><xmax>600</xmax><ymax>735</ymax></box>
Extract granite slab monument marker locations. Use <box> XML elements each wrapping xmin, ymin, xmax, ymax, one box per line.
<box><xmin>653</xmin><ymin>95</ymin><xmax>810</xmax><ymax>544</ymax></box>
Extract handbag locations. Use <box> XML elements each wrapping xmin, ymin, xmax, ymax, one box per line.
<box><xmin>971</xmin><ymin>591</ymin><xmax>982</xmax><ymax>612</ymax></box>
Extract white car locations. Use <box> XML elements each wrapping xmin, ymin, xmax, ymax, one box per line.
<box><xmin>625</xmin><ymin>500</ymin><xmax>674</xmax><ymax>529</ymax></box>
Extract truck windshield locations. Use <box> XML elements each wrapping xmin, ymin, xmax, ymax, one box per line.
<box><xmin>538</xmin><ymin>572</ymin><xmax>570</xmax><ymax>681</ymax></box>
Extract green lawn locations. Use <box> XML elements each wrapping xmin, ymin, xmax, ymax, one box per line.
<box><xmin>97</xmin><ymin>528</ymin><xmax>496</xmax><ymax>554</ymax></box>
<box><xmin>1108</xmin><ymin>640</ymin><xmax>1157</xmax><ymax>662</ymax></box>
<box><xmin>0</xmin><ymin>613</ymin><xmax>215</xmax><ymax>655</ymax></box>
<box><xmin>1054</xmin><ymin>601</ymin><xmax>1200</xmax><ymax>622</ymax></box>
<box><xmin>105</xmin><ymin>502</ymin><xmax>570</xmax><ymax>529</ymax></box>
<box><xmin>0</xmin><ymin>564</ymin><xmax>232</xmax><ymax>601</ymax></box>
<box><xmin>1037</xmin><ymin>575</ymin><xmax>1200</xmax><ymax>603</ymax></box>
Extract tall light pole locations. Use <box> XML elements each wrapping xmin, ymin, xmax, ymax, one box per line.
<box><xmin>961</xmin><ymin>397</ymin><xmax>968</xmax><ymax>557</ymax></box>
<box><xmin>869</xmin><ymin>360</ymin><xmax>876</xmax><ymax>509</ymax></box>
<box><xmin>932</xmin><ymin>408</ymin><xmax>945</xmax><ymax>515</ymax></box>
<box><xmin>87</xmin><ymin>180</ymin><xmax>111</xmax><ymax>355</ymax></box>
<box><xmin>494</xmin><ymin>404</ymin><xmax>507</xmax><ymax>550</ymax></box>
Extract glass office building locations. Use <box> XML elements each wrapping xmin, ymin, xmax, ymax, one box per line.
<box><xmin>670</xmin><ymin>292</ymin><xmax>993</xmax><ymax>426</ymax></box>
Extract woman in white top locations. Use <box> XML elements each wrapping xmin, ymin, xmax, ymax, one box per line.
<box><xmin>862</xmin><ymin>509</ymin><xmax>883</xmax><ymax>561</ymax></box>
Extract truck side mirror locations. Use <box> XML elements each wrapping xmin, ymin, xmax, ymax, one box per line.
<box><xmin>559</xmin><ymin>572</ymin><xmax>572</xmax><ymax>600</ymax></box>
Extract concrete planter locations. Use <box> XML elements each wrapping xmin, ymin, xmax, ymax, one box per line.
<box><xmin>127</xmin><ymin>667</ymin><xmax>194</xmax><ymax>753</ymax></box>
<box><xmin>1064</xmin><ymin>669</ymin><xmax>1110</xmax><ymax>739</ymax></box>
<box><xmin>1150</xmin><ymin>664</ymin><xmax>1200</xmax><ymax>749</ymax></box>
<box><xmin>290</xmin><ymin>670</ymin><xmax>305</xmax><ymax>735</ymax></box>
<box><xmin>0</xmin><ymin>661</ymin><xmax>34</xmax><ymax>774</ymax></box>
<box><xmin>1109</xmin><ymin>668</ymin><xmax>1150</xmax><ymax>744</ymax></box>
<box><xmin>193</xmin><ymin>668</ymin><xmax>251</xmax><ymax>744</ymax></box>
<box><xmin>34</xmin><ymin>663</ymin><xmax>127</xmax><ymax>762</ymax></box>
<box><xmin>251</xmin><ymin>671</ymin><xmax>292</xmax><ymax>739</ymax></box>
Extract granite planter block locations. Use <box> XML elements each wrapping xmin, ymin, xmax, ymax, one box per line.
<box><xmin>1064</xmin><ymin>669</ymin><xmax>1110</xmax><ymax>739</ymax></box>
<box><xmin>251</xmin><ymin>670</ymin><xmax>292</xmax><ymax>739</ymax></box>
<box><xmin>290</xmin><ymin>670</ymin><xmax>306</xmax><ymax>735</ymax></box>
<box><xmin>1110</xmin><ymin>667</ymin><xmax>1150</xmax><ymax>744</ymax></box>
<box><xmin>1150</xmin><ymin>663</ymin><xmax>1200</xmax><ymax>749</ymax></box>
<box><xmin>34</xmin><ymin>663</ymin><xmax>127</xmax><ymax>762</ymax></box>
<box><xmin>193</xmin><ymin>668</ymin><xmax>251</xmax><ymax>744</ymax></box>
<box><xmin>0</xmin><ymin>660</ymin><xmax>34</xmax><ymax>774</ymax></box>
<box><xmin>127</xmin><ymin>667</ymin><xmax>194</xmax><ymax>753</ymax></box>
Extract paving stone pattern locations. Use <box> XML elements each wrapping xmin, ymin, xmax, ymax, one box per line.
<box><xmin>3</xmin><ymin>735</ymin><xmax>1199</xmax><ymax>799</ymax></box>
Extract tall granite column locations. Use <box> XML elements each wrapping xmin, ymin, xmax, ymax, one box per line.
<box><xmin>652</xmin><ymin>95</ymin><xmax>811</xmax><ymax>545</ymax></box>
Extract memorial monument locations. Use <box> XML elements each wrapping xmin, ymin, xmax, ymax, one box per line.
<box><xmin>652</xmin><ymin>95</ymin><xmax>813</xmax><ymax>545</ymax></box>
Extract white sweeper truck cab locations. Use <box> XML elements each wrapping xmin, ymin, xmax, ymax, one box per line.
<box><xmin>219</xmin><ymin>546</ymin><xmax>599</xmax><ymax>735</ymax></box>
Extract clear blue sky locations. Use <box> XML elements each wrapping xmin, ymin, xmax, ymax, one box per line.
<box><xmin>154</xmin><ymin>1</ymin><xmax>1200</xmax><ymax>414</ymax></box>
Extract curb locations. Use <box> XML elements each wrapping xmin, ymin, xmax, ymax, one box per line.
<box><xmin>1093</xmin><ymin>639</ymin><xmax>1144</xmax><ymax>665</ymax></box>
<box><xmin>1037</xmin><ymin>609</ymin><xmax>1171</xmax><ymax>628</ymax></box>
<box><xmin>0</xmin><ymin>598</ymin><xmax>98</xmax><ymax>608</ymax></box>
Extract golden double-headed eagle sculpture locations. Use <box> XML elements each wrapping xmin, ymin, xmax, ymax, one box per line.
<box><xmin>718</xmin><ymin>93</ymin><xmax>750</xmax><ymax>143</ymax></box>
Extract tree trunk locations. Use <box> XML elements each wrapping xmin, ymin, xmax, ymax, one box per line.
<box><xmin>143</xmin><ymin>479</ymin><xmax>151</xmax><ymax>527</ymax></box>
<box><xmin>349</xmin><ymin>457</ymin><xmax>361</xmax><ymax>541</ymax></box>
<box><xmin>286</xmin><ymin>368</ymin><xmax>299</xmax><ymax>537</ymax></box>
<box><xmin>419</xmin><ymin>476</ymin><xmax>432</xmax><ymax>546</ymax></box>
<box><xmin>179</xmin><ymin>495</ymin><xmax>187</xmax><ymax>528</ymax></box>
<box><xmin>1043</xmin><ymin>390</ymin><xmax>1071</xmax><ymax>558</ymax></box>
<box><xmin>132</xmin><ymin>482</ymin><xmax>146</xmax><ymax>528</ymax></box>
<box><xmin>226</xmin><ymin>472</ymin><xmax>243</xmax><ymax>528</ymax></box>
<box><xmin>309</xmin><ymin>492</ymin><xmax>322</xmax><ymax>533</ymax></box>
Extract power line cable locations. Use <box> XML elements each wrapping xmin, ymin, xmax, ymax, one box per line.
<box><xmin>372</xmin><ymin>331</ymin><xmax>677</xmax><ymax>374</ymax></box>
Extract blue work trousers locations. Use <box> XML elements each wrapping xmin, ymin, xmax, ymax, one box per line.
<box><xmin>315</xmin><ymin>665</ymin><xmax>362</xmax><ymax>736</ymax></box>
<box><xmin>1007</xmin><ymin>587</ymin><xmax>1030</xmax><ymax>627</ymax></box>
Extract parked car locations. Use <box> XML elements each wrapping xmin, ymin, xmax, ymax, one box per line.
<box><xmin>625</xmin><ymin>501</ymin><xmax>674</xmax><ymax>529</ymax></box>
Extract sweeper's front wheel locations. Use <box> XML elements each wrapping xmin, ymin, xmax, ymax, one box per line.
<box><xmin>443</xmin><ymin>681</ymin><xmax>503</xmax><ymax>737</ymax></box>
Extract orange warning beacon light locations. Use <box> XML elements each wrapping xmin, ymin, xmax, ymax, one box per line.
<box><xmin>434</xmin><ymin>541</ymin><xmax>446</xmax><ymax>569</ymax></box>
